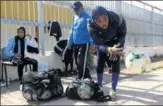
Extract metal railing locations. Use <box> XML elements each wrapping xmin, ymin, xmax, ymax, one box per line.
<box><xmin>54</xmin><ymin>1</ymin><xmax>163</xmax><ymax>47</ymax></box>
<box><xmin>1</xmin><ymin>1</ymin><xmax>163</xmax><ymax>55</ymax></box>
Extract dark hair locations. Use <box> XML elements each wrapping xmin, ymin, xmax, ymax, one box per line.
<box><xmin>17</xmin><ymin>26</ymin><xmax>26</xmax><ymax>35</ymax></box>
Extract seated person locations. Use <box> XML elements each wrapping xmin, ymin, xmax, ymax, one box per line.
<box><xmin>4</xmin><ymin>26</ymin><xmax>38</xmax><ymax>84</ymax></box>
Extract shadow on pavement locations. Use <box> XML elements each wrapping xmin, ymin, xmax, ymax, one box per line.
<box><xmin>126</xmin><ymin>73</ymin><xmax>161</xmax><ymax>82</ymax></box>
<box><xmin>115</xmin><ymin>83</ymin><xmax>163</xmax><ymax>105</ymax></box>
<box><xmin>1</xmin><ymin>80</ymin><xmax>20</xmax><ymax>95</ymax></box>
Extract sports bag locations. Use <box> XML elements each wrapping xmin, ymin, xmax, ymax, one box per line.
<box><xmin>66</xmin><ymin>78</ymin><xmax>94</xmax><ymax>100</ymax></box>
<box><xmin>65</xmin><ymin>46</ymin><xmax>111</xmax><ymax>102</ymax></box>
<box><xmin>66</xmin><ymin>78</ymin><xmax>112</xmax><ymax>102</ymax></box>
<box><xmin>22</xmin><ymin>69</ymin><xmax>64</xmax><ymax>101</ymax></box>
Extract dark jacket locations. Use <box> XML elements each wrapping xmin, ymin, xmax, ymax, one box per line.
<box><xmin>48</xmin><ymin>21</ymin><xmax>62</xmax><ymax>41</ymax></box>
<box><xmin>87</xmin><ymin>10</ymin><xmax>127</xmax><ymax>53</ymax></box>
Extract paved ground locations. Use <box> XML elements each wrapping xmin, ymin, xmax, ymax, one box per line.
<box><xmin>1</xmin><ymin>67</ymin><xmax>163</xmax><ymax>105</ymax></box>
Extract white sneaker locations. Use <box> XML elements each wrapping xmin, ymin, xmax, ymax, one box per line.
<box><xmin>19</xmin><ymin>84</ymin><xmax>23</xmax><ymax>91</ymax></box>
<box><xmin>0</xmin><ymin>81</ymin><xmax>6</xmax><ymax>87</ymax></box>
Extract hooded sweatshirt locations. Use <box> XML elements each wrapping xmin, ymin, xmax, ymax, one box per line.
<box><xmin>87</xmin><ymin>6</ymin><xmax>127</xmax><ymax>53</ymax></box>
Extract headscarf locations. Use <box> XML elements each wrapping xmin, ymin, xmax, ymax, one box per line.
<box><xmin>14</xmin><ymin>27</ymin><xmax>26</xmax><ymax>59</ymax></box>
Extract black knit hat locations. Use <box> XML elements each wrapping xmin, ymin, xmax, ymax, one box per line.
<box><xmin>71</xmin><ymin>1</ymin><xmax>83</xmax><ymax>11</ymax></box>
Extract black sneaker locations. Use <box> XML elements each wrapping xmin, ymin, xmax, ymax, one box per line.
<box><xmin>85</xmin><ymin>74</ymin><xmax>92</xmax><ymax>80</ymax></box>
<box><xmin>75</xmin><ymin>75</ymin><xmax>82</xmax><ymax>80</ymax></box>
<box><xmin>20</xmin><ymin>81</ymin><xmax>22</xmax><ymax>84</ymax></box>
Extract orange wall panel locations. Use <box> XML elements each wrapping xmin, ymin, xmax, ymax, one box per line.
<box><xmin>67</xmin><ymin>8</ymin><xmax>73</xmax><ymax>25</ymax></box>
<box><xmin>62</xmin><ymin>8</ymin><xmax>67</xmax><ymax>24</ymax></box>
<box><xmin>12</xmin><ymin>1</ymin><xmax>18</xmax><ymax>19</ymax></box>
<box><xmin>57</xmin><ymin>6</ymin><xmax>62</xmax><ymax>23</ymax></box>
<box><xmin>43</xmin><ymin>4</ymin><xmax>47</xmax><ymax>22</ymax></box>
<box><xmin>29</xmin><ymin>1</ymin><xmax>34</xmax><ymax>21</ymax></box>
<box><xmin>34</xmin><ymin>2</ymin><xmax>38</xmax><ymax>21</ymax></box>
<box><xmin>51</xmin><ymin>5</ymin><xmax>55</xmax><ymax>20</ymax></box>
<box><xmin>1</xmin><ymin>1</ymin><xmax>72</xmax><ymax>25</ymax></box>
<box><xmin>1</xmin><ymin>1</ymin><xmax>5</xmax><ymax>18</ymax></box>
<box><xmin>48</xmin><ymin>4</ymin><xmax>53</xmax><ymax>21</ymax></box>
<box><xmin>54</xmin><ymin>5</ymin><xmax>58</xmax><ymax>21</ymax></box>
<box><xmin>24</xmin><ymin>1</ymin><xmax>29</xmax><ymax>21</ymax></box>
<box><xmin>5</xmin><ymin>1</ymin><xmax>12</xmax><ymax>19</ymax></box>
<box><xmin>18</xmin><ymin>1</ymin><xmax>24</xmax><ymax>20</ymax></box>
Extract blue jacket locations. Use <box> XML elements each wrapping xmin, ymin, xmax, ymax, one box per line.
<box><xmin>4</xmin><ymin>37</ymin><xmax>28</xmax><ymax>57</ymax></box>
<box><xmin>68</xmin><ymin>10</ymin><xmax>93</xmax><ymax>45</ymax></box>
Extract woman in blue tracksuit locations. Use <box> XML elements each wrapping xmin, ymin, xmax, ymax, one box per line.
<box><xmin>4</xmin><ymin>27</ymin><xmax>38</xmax><ymax>83</ymax></box>
<box><xmin>87</xmin><ymin>6</ymin><xmax>127</xmax><ymax>100</ymax></box>
<box><xmin>66</xmin><ymin>1</ymin><xmax>93</xmax><ymax>79</ymax></box>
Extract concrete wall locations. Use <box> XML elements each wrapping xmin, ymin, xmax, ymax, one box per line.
<box><xmin>1</xmin><ymin>46</ymin><xmax>163</xmax><ymax>81</ymax></box>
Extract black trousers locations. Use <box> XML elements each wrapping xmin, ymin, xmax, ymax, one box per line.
<box><xmin>10</xmin><ymin>57</ymin><xmax>38</xmax><ymax>81</ymax></box>
<box><xmin>73</xmin><ymin>43</ymin><xmax>91</xmax><ymax>79</ymax></box>
<box><xmin>96</xmin><ymin>51</ymin><xmax>120</xmax><ymax>74</ymax></box>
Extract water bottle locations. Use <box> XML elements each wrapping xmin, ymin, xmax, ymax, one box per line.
<box><xmin>44</xmin><ymin>62</ymin><xmax>48</xmax><ymax>71</ymax></box>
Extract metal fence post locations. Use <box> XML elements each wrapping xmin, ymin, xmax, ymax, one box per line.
<box><xmin>38</xmin><ymin>1</ymin><xmax>45</xmax><ymax>55</ymax></box>
<box><xmin>116</xmin><ymin>1</ymin><xmax>121</xmax><ymax>14</ymax></box>
<box><xmin>151</xmin><ymin>7</ymin><xmax>154</xmax><ymax>46</ymax></box>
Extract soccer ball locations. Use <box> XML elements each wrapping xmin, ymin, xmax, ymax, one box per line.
<box><xmin>125</xmin><ymin>51</ymin><xmax>151</xmax><ymax>72</ymax></box>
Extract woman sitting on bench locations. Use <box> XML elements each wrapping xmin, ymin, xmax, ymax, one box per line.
<box><xmin>4</xmin><ymin>26</ymin><xmax>38</xmax><ymax>84</ymax></box>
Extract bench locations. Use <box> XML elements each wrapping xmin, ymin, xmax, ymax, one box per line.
<box><xmin>1</xmin><ymin>61</ymin><xmax>32</xmax><ymax>87</ymax></box>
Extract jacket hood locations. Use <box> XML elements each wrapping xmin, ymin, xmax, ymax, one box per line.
<box><xmin>91</xmin><ymin>6</ymin><xmax>108</xmax><ymax>21</ymax></box>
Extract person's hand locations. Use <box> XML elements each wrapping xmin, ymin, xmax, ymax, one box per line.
<box><xmin>26</xmin><ymin>34</ymin><xmax>32</xmax><ymax>39</ymax></box>
<box><xmin>89</xmin><ymin>45</ymin><xmax>96</xmax><ymax>51</ymax></box>
<box><xmin>107</xmin><ymin>43</ymin><xmax>123</xmax><ymax>61</ymax></box>
<box><xmin>93</xmin><ymin>45</ymin><xmax>96</xmax><ymax>51</ymax></box>
<box><xmin>14</xmin><ymin>53</ymin><xmax>21</xmax><ymax>58</ymax></box>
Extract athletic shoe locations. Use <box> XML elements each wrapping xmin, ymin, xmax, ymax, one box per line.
<box><xmin>109</xmin><ymin>89</ymin><xmax>116</xmax><ymax>100</ymax></box>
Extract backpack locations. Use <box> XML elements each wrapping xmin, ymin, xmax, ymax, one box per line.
<box><xmin>22</xmin><ymin>68</ymin><xmax>64</xmax><ymax>101</ymax></box>
<box><xmin>66</xmin><ymin>78</ymin><xmax>94</xmax><ymax>100</ymax></box>
<box><xmin>54</xmin><ymin>40</ymin><xmax>77</xmax><ymax>77</ymax></box>
<box><xmin>54</xmin><ymin>40</ymin><xmax>67</xmax><ymax>56</ymax></box>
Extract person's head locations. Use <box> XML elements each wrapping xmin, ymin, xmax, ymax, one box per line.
<box><xmin>71</xmin><ymin>1</ymin><xmax>83</xmax><ymax>16</ymax></box>
<box><xmin>91</xmin><ymin>6</ymin><xmax>109</xmax><ymax>29</ymax></box>
<box><xmin>17</xmin><ymin>27</ymin><xmax>26</xmax><ymax>38</ymax></box>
